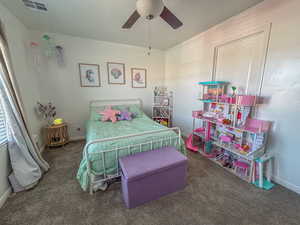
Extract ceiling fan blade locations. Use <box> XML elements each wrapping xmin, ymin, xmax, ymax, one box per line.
<box><xmin>122</xmin><ymin>10</ymin><xmax>140</xmax><ymax>29</ymax></box>
<box><xmin>160</xmin><ymin>6</ymin><xmax>183</xmax><ymax>29</ymax></box>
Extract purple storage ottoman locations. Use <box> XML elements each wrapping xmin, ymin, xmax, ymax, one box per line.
<box><xmin>119</xmin><ymin>146</ymin><xmax>187</xmax><ymax>208</ymax></box>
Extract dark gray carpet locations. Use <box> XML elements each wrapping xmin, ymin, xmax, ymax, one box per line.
<box><xmin>1</xmin><ymin>141</ymin><xmax>300</xmax><ymax>225</ymax></box>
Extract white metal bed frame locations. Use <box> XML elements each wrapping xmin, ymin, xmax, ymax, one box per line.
<box><xmin>84</xmin><ymin>99</ymin><xmax>182</xmax><ymax>194</ymax></box>
<box><xmin>90</xmin><ymin>98</ymin><xmax>143</xmax><ymax>107</ymax></box>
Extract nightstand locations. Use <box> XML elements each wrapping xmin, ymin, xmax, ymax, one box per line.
<box><xmin>45</xmin><ymin>123</ymin><xmax>69</xmax><ymax>147</ymax></box>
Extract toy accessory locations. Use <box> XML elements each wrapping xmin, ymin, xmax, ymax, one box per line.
<box><xmin>53</xmin><ymin>118</ymin><xmax>63</xmax><ymax>125</ymax></box>
<box><xmin>185</xmin><ymin>134</ymin><xmax>199</xmax><ymax>152</ymax></box>
<box><xmin>252</xmin><ymin>153</ymin><xmax>275</xmax><ymax>190</ymax></box>
<box><xmin>99</xmin><ymin>106</ymin><xmax>120</xmax><ymax>123</ymax></box>
<box><xmin>118</xmin><ymin>109</ymin><xmax>133</xmax><ymax>121</ymax></box>
<box><xmin>234</xmin><ymin>160</ymin><xmax>250</xmax><ymax>177</ymax></box>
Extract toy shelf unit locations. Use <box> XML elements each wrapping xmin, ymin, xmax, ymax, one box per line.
<box><xmin>187</xmin><ymin>81</ymin><xmax>274</xmax><ymax>190</ymax></box>
<box><xmin>152</xmin><ymin>87</ymin><xmax>173</xmax><ymax>127</ymax></box>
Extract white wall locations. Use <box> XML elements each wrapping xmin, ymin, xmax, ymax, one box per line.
<box><xmin>31</xmin><ymin>31</ymin><xmax>165</xmax><ymax>138</ymax></box>
<box><xmin>165</xmin><ymin>0</ymin><xmax>300</xmax><ymax>194</ymax></box>
<box><xmin>0</xmin><ymin>3</ymin><xmax>45</xmax><ymax>206</ymax></box>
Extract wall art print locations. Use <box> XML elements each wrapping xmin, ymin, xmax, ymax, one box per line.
<box><xmin>107</xmin><ymin>62</ymin><xmax>126</xmax><ymax>84</ymax></box>
<box><xmin>79</xmin><ymin>63</ymin><xmax>100</xmax><ymax>87</ymax></box>
<box><xmin>131</xmin><ymin>68</ymin><xmax>147</xmax><ymax>88</ymax></box>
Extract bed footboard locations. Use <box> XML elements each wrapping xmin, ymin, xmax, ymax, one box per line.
<box><xmin>83</xmin><ymin>127</ymin><xmax>182</xmax><ymax>194</ymax></box>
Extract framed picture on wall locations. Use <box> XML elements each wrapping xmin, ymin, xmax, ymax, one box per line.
<box><xmin>79</xmin><ymin>63</ymin><xmax>100</xmax><ymax>87</ymax></box>
<box><xmin>107</xmin><ymin>62</ymin><xmax>126</xmax><ymax>84</ymax></box>
<box><xmin>131</xmin><ymin>68</ymin><xmax>147</xmax><ymax>88</ymax></box>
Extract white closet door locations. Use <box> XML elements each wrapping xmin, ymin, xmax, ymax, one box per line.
<box><xmin>213</xmin><ymin>31</ymin><xmax>266</xmax><ymax>95</ymax></box>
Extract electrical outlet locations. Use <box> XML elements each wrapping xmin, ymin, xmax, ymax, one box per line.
<box><xmin>68</xmin><ymin>123</ymin><xmax>84</xmax><ymax>139</ymax></box>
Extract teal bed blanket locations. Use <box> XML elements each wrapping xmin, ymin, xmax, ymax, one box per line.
<box><xmin>76</xmin><ymin>108</ymin><xmax>186</xmax><ymax>191</ymax></box>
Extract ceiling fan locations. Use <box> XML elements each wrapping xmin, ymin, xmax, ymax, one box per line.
<box><xmin>122</xmin><ymin>0</ymin><xmax>183</xmax><ymax>29</ymax></box>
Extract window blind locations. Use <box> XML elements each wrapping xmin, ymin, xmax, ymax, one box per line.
<box><xmin>0</xmin><ymin>100</ymin><xmax>7</xmax><ymax>145</ymax></box>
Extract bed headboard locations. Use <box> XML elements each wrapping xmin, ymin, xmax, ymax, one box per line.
<box><xmin>89</xmin><ymin>98</ymin><xmax>143</xmax><ymax>109</ymax></box>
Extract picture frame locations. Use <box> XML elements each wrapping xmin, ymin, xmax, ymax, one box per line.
<box><xmin>107</xmin><ymin>62</ymin><xmax>126</xmax><ymax>84</ymax></box>
<box><xmin>131</xmin><ymin>68</ymin><xmax>147</xmax><ymax>88</ymax></box>
<box><xmin>79</xmin><ymin>63</ymin><xmax>100</xmax><ymax>87</ymax></box>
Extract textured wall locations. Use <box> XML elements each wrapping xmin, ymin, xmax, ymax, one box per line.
<box><xmin>165</xmin><ymin>0</ymin><xmax>300</xmax><ymax>193</ymax></box>
<box><xmin>30</xmin><ymin>31</ymin><xmax>165</xmax><ymax>139</ymax></box>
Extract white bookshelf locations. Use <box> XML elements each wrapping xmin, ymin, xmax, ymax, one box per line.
<box><xmin>152</xmin><ymin>88</ymin><xmax>173</xmax><ymax>127</ymax></box>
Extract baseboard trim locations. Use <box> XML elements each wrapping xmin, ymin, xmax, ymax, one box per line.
<box><xmin>0</xmin><ymin>187</ymin><xmax>11</xmax><ymax>208</ymax></box>
<box><xmin>70</xmin><ymin>136</ymin><xmax>85</xmax><ymax>142</ymax></box>
<box><xmin>273</xmin><ymin>176</ymin><xmax>300</xmax><ymax>195</ymax></box>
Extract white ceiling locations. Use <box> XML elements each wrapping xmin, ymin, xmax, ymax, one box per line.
<box><xmin>0</xmin><ymin>0</ymin><xmax>264</xmax><ymax>50</ymax></box>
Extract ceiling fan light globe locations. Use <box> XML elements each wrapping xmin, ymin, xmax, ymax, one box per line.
<box><xmin>136</xmin><ymin>0</ymin><xmax>164</xmax><ymax>19</ymax></box>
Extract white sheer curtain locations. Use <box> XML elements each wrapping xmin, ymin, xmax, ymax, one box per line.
<box><xmin>0</xmin><ymin>23</ymin><xmax>49</xmax><ymax>192</ymax></box>
<box><xmin>0</xmin><ymin>100</ymin><xmax>7</xmax><ymax>145</ymax></box>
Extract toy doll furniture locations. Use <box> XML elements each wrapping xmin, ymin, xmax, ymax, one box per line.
<box><xmin>253</xmin><ymin>153</ymin><xmax>274</xmax><ymax>190</ymax></box>
<box><xmin>119</xmin><ymin>146</ymin><xmax>187</xmax><ymax>208</ymax></box>
<box><xmin>198</xmin><ymin>81</ymin><xmax>228</xmax><ymax>103</ymax></box>
<box><xmin>187</xmin><ymin>81</ymin><xmax>274</xmax><ymax>189</ymax></box>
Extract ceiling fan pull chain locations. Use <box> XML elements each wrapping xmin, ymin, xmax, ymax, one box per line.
<box><xmin>147</xmin><ymin>20</ymin><xmax>152</xmax><ymax>56</ymax></box>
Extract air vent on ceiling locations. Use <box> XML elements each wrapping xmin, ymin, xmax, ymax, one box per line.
<box><xmin>23</xmin><ymin>0</ymin><xmax>47</xmax><ymax>12</ymax></box>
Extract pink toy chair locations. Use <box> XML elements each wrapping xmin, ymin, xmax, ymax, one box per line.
<box><xmin>234</xmin><ymin>161</ymin><xmax>250</xmax><ymax>177</ymax></box>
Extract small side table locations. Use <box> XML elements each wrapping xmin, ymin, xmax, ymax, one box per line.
<box><xmin>45</xmin><ymin>123</ymin><xmax>69</xmax><ymax>147</ymax></box>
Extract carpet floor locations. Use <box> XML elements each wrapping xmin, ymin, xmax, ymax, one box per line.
<box><xmin>0</xmin><ymin>141</ymin><xmax>300</xmax><ymax>225</ymax></box>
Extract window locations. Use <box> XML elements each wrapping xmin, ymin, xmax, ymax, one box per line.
<box><xmin>0</xmin><ymin>100</ymin><xmax>7</xmax><ymax>145</ymax></box>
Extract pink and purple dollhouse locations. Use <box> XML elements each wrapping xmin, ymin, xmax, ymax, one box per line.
<box><xmin>186</xmin><ymin>81</ymin><xmax>274</xmax><ymax>190</ymax></box>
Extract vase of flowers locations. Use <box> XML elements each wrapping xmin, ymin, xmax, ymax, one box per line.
<box><xmin>36</xmin><ymin>102</ymin><xmax>56</xmax><ymax>126</ymax></box>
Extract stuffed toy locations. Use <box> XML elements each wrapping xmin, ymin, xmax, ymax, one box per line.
<box><xmin>99</xmin><ymin>106</ymin><xmax>120</xmax><ymax>123</ymax></box>
<box><xmin>117</xmin><ymin>109</ymin><xmax>133</xmax><ymax>121</ymax></box>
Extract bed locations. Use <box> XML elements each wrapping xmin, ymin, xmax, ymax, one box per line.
<box><xmin>76</xmin><ymin>99</ymin><xmax>186</xmax><ymax>194</ymax></box>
